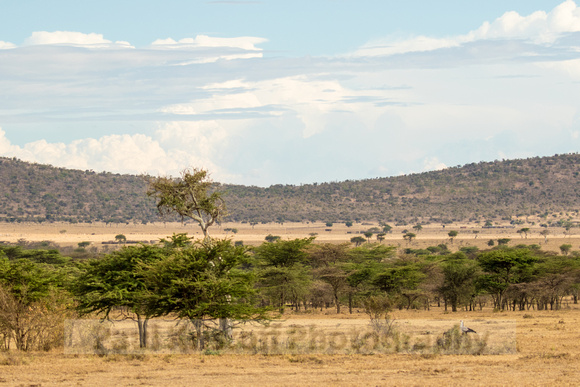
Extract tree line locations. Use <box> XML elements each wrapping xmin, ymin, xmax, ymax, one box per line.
<box><xmin>1</xmin><ymin>231</ymin><xmax>579</xmax><ymax>351</ymax></box>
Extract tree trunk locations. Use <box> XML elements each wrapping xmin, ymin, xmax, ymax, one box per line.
<box><xmin>136</xmin><ymin>316</ymin><xmax>149</xmax><ymax>348</ymax></box>
<box><xmin>348</xmin><ymin>292</ymin><xmax>353</xmax><ymax>314</ymax></box>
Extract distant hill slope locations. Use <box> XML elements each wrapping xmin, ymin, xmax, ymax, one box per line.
<box><xmin>0</xmin><ymin>154</ymin><xmax>578</xmax><ymax>224</ymax></box>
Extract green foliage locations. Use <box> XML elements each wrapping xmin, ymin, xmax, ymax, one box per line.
<box><xmin>0</xmin><ymin>257</ymin><xmax>73</xmax><ymax>351</ymax></box>
<box><xmin>403</xmin><ymin>232</ymin><xmax>416</xmax><ymax>243</ymax></box>
<box><xmin>497</xmin><ymin>238</ymin><xmax>511</xmax><ymax>246</ymax></box>
<box><xmin>560</xmin><ymin>244</ymin><xmax>572</xmax><ymax>256</ymax></box>
<box><xmin>147</xmin><ymin>168</ymin><xmax>226</xmax><ymax>237</ymax></box>
<box><xmin>145</xmin><ymin>239</ymin><xmax>268</xmax><ymax>322</ymax></box>
<box><xmin>253</xmin><ymin>237</ymin><xmax>314</xmax><ymax>268</ymax></box>
<box><xmin>350</xmin><ymin>236</ymin><xmax>366</xmax><ymax>246</ymax></box>
<box><xmin>265</xmin><ymin>234</ymin><xmax>281</xmax><ymax>243</ymax></box>
<box><xmin>476</xmin><ymin>248</ymin><xmax>537</xmax><ymax>310</ymax></box>
<box><xmin>72</xmin><ymin>244</ymin><xmax>167</xmax><ymax>319</ymax></box>
<box><xmin>438</xmin><ymin>254</ymin><xmax>479</xmax><ymax>312</ymax></box>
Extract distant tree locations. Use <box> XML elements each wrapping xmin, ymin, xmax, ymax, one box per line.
<box><xmin>325</xmin><ymin>222</ymin><xmax>333</xmax><ymax>227</ymax></box>
<box><xmin>78</xmin><ymin>241</ymin><xmax>90</xmax><ymax>248</ymax></box>
<box><xmin>448</xmin><ymin>230</ymin><xmax>458</xmax><ymax>244</ymax></box>
<box><xmin>487</xmin><ymin>239</ymin><xmax>495</xmax><ymax>247</ymax></box>
<box><xmin>518</xmin><ymin>228</ymin><xmax>530</xmax><ymax>239</ymax></box>
<box><xmin>560</xmin><ymin>244</ymin><xmax>572</xmax><ymax>256</ymax></box>
<box><xmin>382</xmin><ymin>224</ymin><xmax>393</xmax><ymax>234</ymax></box>
<box><xmin>345</xmin><ymin>221</ymin><xmax>353</xmax><ymax>227</ymax></box>
<box><xmin>376</xmin><ymin>233</ymin><xmax>386</xmax><ymax>243</ymax></box>
<box><xmin>497</xmin><ymin>238</ymin><xmax>511</xmax><ymax>246</ymax></box>
<box><xmin>147</xmin><ymin>168</ymin><xmax>226</xmax><ymax>239</ymax></box>
<box><xmin>403</xmin><ymin>232</ymin><xmax>416</xmax><ymax>244</ymax></box>
<box><xmin>364</xmin><ymin>232</ymin><xmax>374</xmax><ymax>243</ymax></box>
<box><xmin>265</xmin><ymin>234</ymin><xmax>281</xmax><ymax>243</ymax></box>
<box><xmin>540</xmin><ymin>229</ymin><xmax>550</xmax><ymax>243</ymax></box>
<box><xmin>115</xmin><ymin>234</ymin><xmax>127</xmax><ymax>244</ymax></box>
<box><xmin>350</xmin><ymin>236</ymin><xmax>366</xmax><ymax>247</ymax></box>
<box><xmin>412</xmin><ymin>224</ymin><xmax>423</xmax><ymax>232</ymax></box>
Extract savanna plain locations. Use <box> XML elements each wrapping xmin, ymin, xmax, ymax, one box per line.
<box><xmin>1</xmin><ymin>221</ymin><xmax>580</xmax><ymax>386</ymax></box>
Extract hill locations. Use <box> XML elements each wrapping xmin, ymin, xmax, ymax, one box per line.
<box><xmin>0</xmin><ymin>154</ymin><xmax>578</xmax><ymax>224</ymax></box>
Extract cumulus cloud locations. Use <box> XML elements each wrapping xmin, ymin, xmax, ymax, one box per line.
<box><xmin>23</xmin><ymin>31</ymin><xmax>133</xmax><ymax>48</ymax></box>
<box><xmin>422</xmin><ymin>157</ymin><xmax>447</xmax><ymax>172</ymax></box>
<box><xmin>0</xmin><ymin>127</ymin><xmax>236</xmax><ymax>181</ymax></box>
<box><xmin>0</xmin><ymin>41</ymin><xmax>16</xmax><ymax>50</ymax></box>
<box><xmin>354</xmin><ymin>0</ymin><xmax>580</xmax><ymax>57</ymax></box>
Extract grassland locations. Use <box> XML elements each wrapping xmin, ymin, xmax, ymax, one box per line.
<box><xmin>1</xmin><ymin>220</ymin><xmax>577</xmax><ymax>254</ymax></box>
<box><xmin>1</xmin><ymin>306</ymin><xmax>579</xmax><ymax>386</ymax></box>
<box><xmin>0</xmin><ymin>222</ymin><xmax>579</xmax><ymax>386</ymax></box>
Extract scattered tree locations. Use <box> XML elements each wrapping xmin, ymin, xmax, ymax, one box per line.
<box><xmin>147</xmin><ymin>168</ymin><xmax>226</xmax><ymax>239</ymax></box>
<box><xmin>448</xmin><ymin>230</ymin><xmax>458</xmax><ymax>244</ymax></box>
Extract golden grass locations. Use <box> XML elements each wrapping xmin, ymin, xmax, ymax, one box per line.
<box><xmin>0</xmin><ymin>221</ymin><xmax>577</xmax><ymax>255</ymax></box>
<box><xmin>2</xmin><ymin>306</ymin><xmax>580</xmax><ymax>386</ymax></box>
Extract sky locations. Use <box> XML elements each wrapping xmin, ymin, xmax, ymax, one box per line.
<box><xmin>0</xmin><ymin>1</ymin><xmax>579</xmax><ymax>187</ymax></box>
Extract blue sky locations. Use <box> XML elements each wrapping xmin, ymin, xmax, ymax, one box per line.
<box><xmin>0</xmin><ymin>1</ymin><xmax>579</xmax><ymax>186</ymax></box>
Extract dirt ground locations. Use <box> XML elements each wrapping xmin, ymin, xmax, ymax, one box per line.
<box><xmin>1</xmin><ymin>306</ymin><xmax>579</xmax><ymax>386</ymax></box>
<box><xmin>0</xmin><ymin>220</ymin><xmax>577</xmax><ymax>255</ymax></box>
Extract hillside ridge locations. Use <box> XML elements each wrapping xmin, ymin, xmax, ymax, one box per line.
<box><xmin>0</xmin><ymin>153</ymin><xmax>578</xmax><ymax>224</ymax></box>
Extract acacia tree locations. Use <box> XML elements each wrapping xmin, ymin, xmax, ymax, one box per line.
<box><xmin>144</xmin><ymin>239</ymin><xmax>269</xmax><ymax>349</ymax></box>
<box><xmin>448</xmin><ymin>230</ymin><xmax>458</xmax><ymax>244</ymax></box>
<box><xmin>438</xmin><ymin>254</ymin><xmax>478</xmax><ymax>312</ymax></box>
<box><xmin>403</xmin><ymin>232</ymin><xmax>416</xmax><ymax>245</ymax></box>
<box><xmin>72</xmin><ymin>245</ymin><xmax>167</xmax><ymax>348</ymax></box>
<box><xmin>147</xmin><ymin>168</ymin><xmax>226</xmax><ymax>239</ymax></box>
<box><xmin>476</xmin><ymin>249</ymin><xmax>537</xmax><ymax>310</ymax></box>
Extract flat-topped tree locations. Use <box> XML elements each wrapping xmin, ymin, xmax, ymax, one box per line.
<box><xmin>147</xmin><ymin>168</ymin><xmax>226</xmax><ymax>239</ymax></box>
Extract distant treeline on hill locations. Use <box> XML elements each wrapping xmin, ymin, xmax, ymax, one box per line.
<box><xmin>0</xmin><ymin>153</ymin><xmax>578</xmax><ymax>224</ymax></box>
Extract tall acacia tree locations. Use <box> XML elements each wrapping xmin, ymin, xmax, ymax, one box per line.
<box><xmin>147</xmin><ymin>168</ymin><xmax>226</xmax><ymax>239</ymax></box>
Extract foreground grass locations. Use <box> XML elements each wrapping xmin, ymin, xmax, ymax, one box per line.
<box><xmin>1</xmin><ymin>307</ymin><xmax>579</xmax><ymax>386</ymax></box>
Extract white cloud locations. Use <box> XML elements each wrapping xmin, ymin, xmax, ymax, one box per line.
<box><xmin>150</xmin><ymin>35</ymin><xmax>267</xmax><ymax>62</ymax></box>
<box><xmin>354</xmin><ymin>0</ymin><xmax>580</xmax><ymax>57</ymax></box>
<box><xmin>0</xmin><ymin>41</ymin><xmax>16</xmax><ymax>50</ymax></box>
<box><xmin>151</xmin><ymin>35</ymin><xmax>267</xmax><ymax>51</ymax></box>
<box><xmin>161</xmin><ymin>76</ymin><xmax>393</xmax><ymax>138</ymax></box>
<box><xmin>23</xmin><ymin>31</ymin><xmax>133</xmax><ymax>48</ymax></box>
<box><xmin>0</xmin><ymin>127</ymin><xmax>237</xmax><ymax>181</ymax></box>
<box><xmin>422</xmin><ymin>157</ymin><xmax>447</xmax><ymax>172</ymax></box>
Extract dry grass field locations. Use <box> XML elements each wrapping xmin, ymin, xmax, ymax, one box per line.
<box><xmin>1</xmin><ymin>306</ymin><xmax>579</xmax><ymax>386</ymax></box>
<box><xmin>1</xmin><ymin>221</ymin><xmax>579</xmax><ymax>386</ymax></box>
<box><xmin>0</xmin><ymin>220</ymin><xmax>578</xmax><ymax>254</ymax></box>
